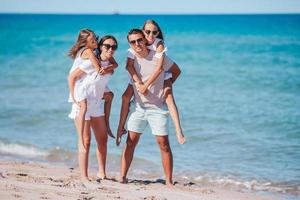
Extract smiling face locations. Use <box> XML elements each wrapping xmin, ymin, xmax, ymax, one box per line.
<box><xmin>128</xmin><ymin>33</ymin><xmax>147</xmax><ymax>54</ymax></box>
<box><xmin>100</xmin><ymin>38</ymin><xmax>117</xmax><ymax>58</ymax></box>
<box><xmin>86</xmin><ymin>34</ymin><xmax>98</xmax><ymax>50</ymax></box>
<box><xmin>143</xmin><ymin>23</ymin><xmax>159</xmax><ymax>45</ymax></box>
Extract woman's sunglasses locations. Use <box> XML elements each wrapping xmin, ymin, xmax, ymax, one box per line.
<box><xmin>144</xmin><ymin>30</ymin><xmax>159</xmax><ymax>36</ymax></box>
<box><xmin>102</xmin><ymin>44</ymin><xmax>118</xmax><ymax>50</ymax></box>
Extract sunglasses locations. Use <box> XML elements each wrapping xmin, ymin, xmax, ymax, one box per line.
<box><xmin>102</xmin><ymin>44</ymin><xmax>117</xmax><ymax>50</ymax></box>
<box><xmin>144</xmin><ymin>30</ymin><xmax>159</xmax><ymax>35</ymax></box>
<box><xmin>129</xmin><ymin>38</ymin><xmax>144</xmax><ymax>45</ymax></box>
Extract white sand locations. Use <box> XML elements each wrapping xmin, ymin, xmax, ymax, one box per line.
<box><xmin>0</xmin><ymin>160</ymin><xmax>281</xmax><ymax>200</ymax></box>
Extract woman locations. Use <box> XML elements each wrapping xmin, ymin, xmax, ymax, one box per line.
<box><xmin>68</xmin><ymin>32</ymin><xmax>118</xmax><ymax>182</ymax></box>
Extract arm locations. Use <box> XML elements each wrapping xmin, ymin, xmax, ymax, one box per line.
<box><xmin>102</xmin><ymin>57</ymin><xmax>118</xmax><ymax>74</ymax></box>
<box><xmin>68</xmin><ymin>68</ymin><xmax>85</xmax><ymax>104</ymax></box>
<box><xmin>126</xmin><ymin>57</ymin><xmax>143</xmax><ymax>84</ymax></box>
<box><xmin>82</xmin><ymin>48</ymin><xmax>104</xmax><ymax>74</ymax></box>
<box><xmin>143</xmin><ymin>42</ymin><xmax>165</xmax><ymax>90</ymax></box>
<box><xmin>169</xmin><ymin>62</ymin><xmax>181</xmax><ymax>84</ymax></box>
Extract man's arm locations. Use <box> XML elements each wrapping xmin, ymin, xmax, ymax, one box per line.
<box><xmin>169</xmin><ymin>62</ymin><xmax>181</xmax><ymax>84</ymax></box>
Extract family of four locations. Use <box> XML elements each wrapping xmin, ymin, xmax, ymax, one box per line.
<box><xmin>68</xmin><ymin>20</ymin><xmax>185</xmax><ymax>186</ymax></box>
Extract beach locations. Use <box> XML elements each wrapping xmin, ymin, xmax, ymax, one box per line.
<box><xmin>0</xmin><ymin>14</ymin><xmax>299</xmax><ymax>200</ymax></box>
<box><xmin>0</xmin><ymin>160</ymin><xmax>282</xmax><ymax>200</ymax></box>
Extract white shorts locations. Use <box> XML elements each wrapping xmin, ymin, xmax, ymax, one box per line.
<box><xmin>68</xmin><ymin>100</ymin><xmax>104</xmax><ymax>120</ymax></box>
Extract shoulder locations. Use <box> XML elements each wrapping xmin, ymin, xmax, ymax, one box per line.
<box><xmin>81</xmin><ymin>48</ymin><xmax>94</xmax><ymax>58</ymax></box>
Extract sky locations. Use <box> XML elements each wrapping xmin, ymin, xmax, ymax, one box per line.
<box><xmin>1</xmin><ymin>0</ymin><xmax>300</xmax><ymax>14</ymax></box>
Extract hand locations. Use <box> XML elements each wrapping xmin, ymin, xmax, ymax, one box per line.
<box><xmin>138</xmin><ymin>83</ymin><xmax>148</xmax><ymax>95</ymax></box>
<box><xmin>98</xmin><ymin>67</ymin><xmax>105</xmax><ymax>75</ymax></box>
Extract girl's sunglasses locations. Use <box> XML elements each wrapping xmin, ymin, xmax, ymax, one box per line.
<box><xmin>102</xmin><ymin>44</ymin><xmax>117</xmax><ymax>50</ymax></box>
<box><xmin>144</xmin><ymin>30</ymin><xmax>159</xmax><ymax>36</ymax></box>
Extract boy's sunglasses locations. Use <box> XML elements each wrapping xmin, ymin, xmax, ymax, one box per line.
<box><xmin>102</xmin><ymin>44</ymin><xmax>118</xmax><ymax>50</ymax></box>
<box><xmin>144</xmin><ymin>30</ymin><xmax>159</xmax><ymax>35</ymax></box>
<box><xmin>129</xmin><ymin>38</ymin><xmax>144</xmax><ymax>45</ymax></box>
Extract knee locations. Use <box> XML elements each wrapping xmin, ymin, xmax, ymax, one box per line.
<box><xmin>158</xmin><ymin>140</ymin><xmax>171</xmax><ymax>153</ymax></box>
<box><xmin>126</xmin><ymin>138</ymin><xmax>138</xmax><ymax>149</ymax></box>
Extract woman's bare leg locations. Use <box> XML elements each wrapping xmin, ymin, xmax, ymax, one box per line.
<box><xmin>74</xmin><ymin>118</ymin><xmax>91</xmax><ymax>181</ymax></box>
<box><xmin>91</xmin><ymin>116</ymin><xmax>108</xmax><ymax>179</ymax></box>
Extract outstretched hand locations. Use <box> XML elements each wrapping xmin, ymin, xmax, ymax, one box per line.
<box><xmin>116</xmin><ymin>128</ymin><xmax>127</xmax><ymax>146</ymax></box>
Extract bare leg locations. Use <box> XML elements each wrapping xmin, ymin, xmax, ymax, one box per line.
<box><xmin>103</xmin><ymin>91</ymin><xmax>115</xmax><ymax>138</ymax></box>
<box><xmin>90</xmin><ymin>116</ymin><xmax>108</xmax><ymax>179</ymax></box>
<box><xmin>120</xmin><ymin>131</ymin><xmax>141</xmax><ymax>183</ymax></box>
<box><xmin>116</xmin><ymin>84</ymin><xmax>134</xmax><ymax>146</ymax></box>
<box><xmin>164</xmin><ymin>79</ymin><xmax>185</xmax><ymax>144</ymax></box>
<box><xmin>74</xmin><ymin>118</ymin><xmax>91</xmax><ymax>181</ymax></box>
<box><xmin>156</xmin><ymin>135</ymin><xmax>173</xmax><ymax>185</ymax></box>
<box><xmin>78</xmin><ymin>100</ymin><xmax>88</xmax><ymax>149</ymax></box>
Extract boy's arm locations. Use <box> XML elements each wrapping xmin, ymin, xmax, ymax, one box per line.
<box><xmin>68</xmin><ymin>68</ymin><xmax>85</xmax><ymax>104</ymax></box>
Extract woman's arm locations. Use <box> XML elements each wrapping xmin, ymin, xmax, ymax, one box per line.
<box><xmin>68</xmin><ymin>68</ymin><xmax>85</xmax><ymax>104</ymax></box>
<box><xmin>102</xmin><ymin>57</ymin><xmax>118</xmax><ymax>74</ymax></box>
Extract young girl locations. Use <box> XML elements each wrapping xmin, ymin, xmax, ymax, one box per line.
<box><xmin>68</xmin><ymin>30</ymin><xmax>117</xmax><ymax>181</ymax></box>
<box><xmin>116</xmin><ymin>20</ymin><xmax>185</xmax><ymax>145</ymax></box>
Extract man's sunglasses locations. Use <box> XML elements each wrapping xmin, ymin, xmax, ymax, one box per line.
<box><xmin>102</xmin><ymin>44</ymin><xmax>118</xmax><ymax>50</ymax></box>
<box><xmin>129</xmin><ymin>38</ymin><xmax>144</xmax><ymax>45</ymax></box>
<box><xmin>144</xmin><ymin>30</ymin><xmax>159</xmax><ymax>35</ymax></box>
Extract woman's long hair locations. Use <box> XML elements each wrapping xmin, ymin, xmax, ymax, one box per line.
<box><xmin>142</xmin><ymin>19</ymin><xmax>164</xmax><ymax>41</ymax></box>
<box><xmin>68</xmin><ymin>29</ymin><xmax>94</xmax><ymax>59</ymax></box>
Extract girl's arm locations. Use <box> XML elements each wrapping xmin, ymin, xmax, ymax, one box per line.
<box><xmin>68</xmin><ymin>68</ymin><xmax>85</xmax><ymax>104</ymax></box>
<box><xmin>143</xmin><ymin>42</ymin><xmax>165</xmax><ymax>91</ymax></box>
<box><xmin>82</xmin><ymin>48</ymin><xmax>104</xmax><ymax>74</ymax></box>
<box><xmin>126</xmin><ymin>57</ymin><xmax>143</xmax><ymax>84</ymax></box>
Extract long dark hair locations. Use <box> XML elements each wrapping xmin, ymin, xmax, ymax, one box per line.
<box><xmin>142</xmin><ymin>19</ymin><xmax>164</xmax><ymax>41</ymax></box>
<box><xmin>98</xmin><ymin>35</ymin><xmax>118</xmax><ymax>55</ymax></box>
<box><xmin>68</xmin><ymin>29</ymin><xmax>95</xmax><ymax>59</ymax></box>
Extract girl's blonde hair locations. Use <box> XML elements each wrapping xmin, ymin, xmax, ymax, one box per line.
<box><xmin>68</xmin><ymin>29</ymin><xmax>95</xmax><ymax>59</ymax></box>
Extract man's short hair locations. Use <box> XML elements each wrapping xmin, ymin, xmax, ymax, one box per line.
<box><xmin>127</xmin><ymin>28</ymin><xmax>145</xmax><ymax>41</ymax></box>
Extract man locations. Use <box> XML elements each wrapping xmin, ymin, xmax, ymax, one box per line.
<box><xmin>119</xmin><ymin>29</ymin><xmax>181</xmax><ymax>185</ymax></box>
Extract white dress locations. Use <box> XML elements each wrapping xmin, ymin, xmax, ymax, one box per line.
<box><xmin>68</xmin><ymin>49</ymin><xmax>111</xmax><ymax>120</ymax></box>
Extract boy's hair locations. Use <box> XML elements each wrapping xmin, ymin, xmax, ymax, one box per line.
<box><xmin>142</xmin><ymin>19</ymin><xmax>164</xmax><ymax>40</ymax></box>
<box><xmin>127</xmin><ymin>29</ymin><xmax>145</xmax><ymax>42</ymax></box>
<box><xmin>68</xmin><ymin>29</ymin><xmax>95</xmax><ymax>59</ymax></box>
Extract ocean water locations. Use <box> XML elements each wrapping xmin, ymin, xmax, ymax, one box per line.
<box><xmin>0</xmin><ymin>14</ymin><xmax>300</xmax><ymax>199</ymax></box>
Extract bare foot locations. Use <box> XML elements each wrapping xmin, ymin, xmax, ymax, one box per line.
<box><xmin>107</xmin><ymin>127</ymin><xmax>115</xmax><ymax>139</ymax></box>
<box><xmin>176</xmin><ymin>129</ymin><xmax>186</xmax><ymax>144</ymax></box>
<box><xmin>116</xmin><ymin>128</ymin><xmax>127</xmax><ymax>146</ymax></box>
<box><xmin>118</xmin><ymin>176</ymin><xmax>128</xmax><ymax>184</ymax></box>
<box><xmin>165</xmin><ymin>180</ymin><xmax>174</xmax><ymax>187</ymax></box>
<box><xmin>96</xmin><ymin>172</ymin><xmax>107</xmax><ymax>180</ymax></box>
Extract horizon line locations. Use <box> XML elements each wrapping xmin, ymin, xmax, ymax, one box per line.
<box><xmin>1</xmin><ymin>12</ymin><xmax>300</xmax><ymax>15</ymax></box>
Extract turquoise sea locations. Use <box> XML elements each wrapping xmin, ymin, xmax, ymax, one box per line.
<box><xmin>0</xmin><ymin>14</ymin><xmax>299</xmax><ymax>199</ymax></box>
